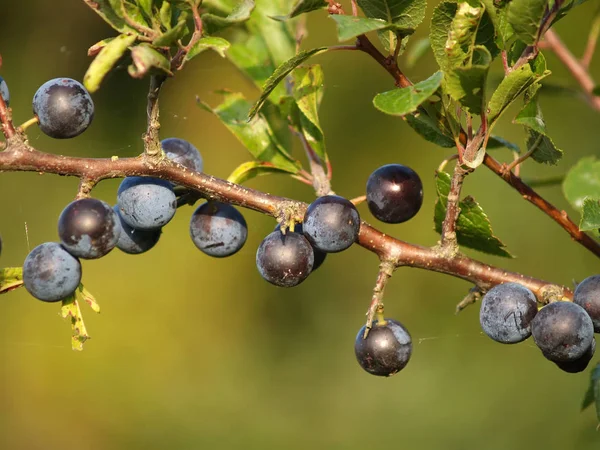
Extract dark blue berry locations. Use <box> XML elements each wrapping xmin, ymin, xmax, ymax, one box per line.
<box><xmin>256</xmin><ymin>231</ymin><xmax>314</xmax><ymax>287</ymax></box>
<box><xmin>162</xmin><ymin>138</ymin><xmax>203</xmax><ymax>172</ymax></box>
<box><xmin>303</xmin><ymin>195</ymin><xmax>360</xmax><ymax>253</ymax></box>
<box><xmin>573</xmin><ymin>274</ymin><xmax>600</xmax><ymax>332</ymax></box>
<box><xmin>532</xmin><ymin>301</ymin><xmax>595</xmax><ymax>362</ymax></box>
<box><xmin>355</xmin><ymin>319</ymin><xmax>412</xmax><ymax>376</ymax></box>
<box><xmin>23</xmin><ymin>242</ymin><xmax>82</xmax><ymax>302</ymax></box>
<box><xmin>0</xmin><ymin>76</ymin><xmax>10</xmax><ymax>106</ymax></box>
<box><xmin>190</xmin><ymin>202</ymin><xmax>247</xmax><ymax>257</ymax></box>
<box><xmin>113</xmin><ymin>206</ymin><xmax>161</xmax><ymax>254</ymax></box>
<box><xmin>479</xmin><ymin>283</ymin><xmax>538</xmax><ymax>344</ymax></box>
<box><xmin>554</xmin><ymin>338</ymin><xmax>596</xmax><ymax>373</ymax></box>
<box><xmin>33</xmin><ymin>78</ymin><xmax>94</xmax><ymax>139</ymax></box>
<box><xmin>366</xmin><ymin>164</ymin><xmax>423</xmax><ymax>223</ymax></box>
<box><xmin>58</xmin><ymin>198</ymin><xmax>121</xmax><ymax>259</ymax></box>
<box><xmin>274</xmin><ymin>222</ymin><xmax>326</xmax><ymax>271</ymax></box>
<box><xmin>117</xmin><ymin>177</ymin><xmax>176</xmax><ymax>230</ymax></box>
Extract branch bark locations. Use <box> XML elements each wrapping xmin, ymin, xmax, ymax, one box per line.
<box><xmin>0</xmin><ymin>139</ymin><xmax>571</xmax><ymax>300</ymax></box>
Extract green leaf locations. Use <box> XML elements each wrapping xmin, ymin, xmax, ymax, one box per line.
<box><xmin>199</xmin><ymin>91</ymin><xmax>301</xmax><ymax>172</ymax></box>
<box><xmin>248</xmin><ymin>47</ymin><xmax>328</xmax><ymax>119</ymax></box>
<box><xmin>373</xmin><ymin>71</ymin><xmax>443</xmax><ymax>117</ymax></box>
<box><xmin>514</xmin><ymin>87</ymin><xmax>546</xmax><ymax>134</ymax></box>
<box><xmin>227</xmin><ymin>33</ymin><xmax>278</xmax><ymax>93</ymax></box>
<box><xmin>84</xmin><ymin>0</ymin><xmax>140</xmax><ymax>33</ymax></box>
<box><xmin>563</xmin><ymin>157</ymin><xmax>600</xmax><ymax>210</ymax></box>
<box><xmin>137</xmin><ymin>0</ymin><xmax>154</xmax><ymax>17</ymax></box>
<box><xmin>430</xmin><ymin>1</ymin><xmax>457</xmax><ymax>71</ymax></box>
<box><xmin>87</xmin><ymin>37</ymin><xmax>116</xmax><ymax>57</ymax></box>
<box><xmin>84</xmin><ymin>33</ymin><xmax>137</xmax><ymax>93</ymax></box>
<box><xmin>357</xmin><ymin>0</ymin><xmax>427</xmax><ymax>32</ymax></box>
<box><xmin>271</xmin><ymin>0</ymin><xmax>327</xmax><ymax>21</ymax></box>
<box><xmin>186</xmin><ymin>36</ymin><xmax>231</xmax><ymax>60</ymax></box>
<box><xmin>60</xmin><ymin>284</ymin><xmax>100</xmax><ymax>351</ymax></box>
<box><xmin>0</xmin><ymin>267</ymin><xmax>23</xmax><ymax>294</ymax></box>
<box><xmin>128</xmin><ymin>43</ymin><xmax>173</xmax><ymax>78</ymax></box>
<box><xmin>580</xmin><ymin>198</ymin><xmax>600</xmax><ymax>231</ymax></box>
<box><xmin>435</xmin><ymin>171</ymin><xmax>512</xmax><ymax>258</ymax></box>
<box><xmin>445</xmin><ymin>2</ymin><xmax>486</xmax><ymax>68</ymax></box>
<box><xmin>507</xmin><ymin>0</ymin><xmax>549</xmax><ymax>45</ymax></box>
<box><xmin>329</xmin><ymin>15</ymin><xmax>392</xmax><ymax>42</ymax></box>
<box><xmin>406</xmin><ymin>37</ymin><xmax>431</xmax><ymax>68</ymax></box>
<box><xmin>152</xmin><ymin>17</ymin><xmax>189</xmax><ymax>47</ymax></box>
<box><xmin>487</xmin><ymin>135</ymin><xmax>520</xmax><ymax>152</ymax></box>
<box><xmin>405</xmin><ymin>113</ymin><xmax>456</xmax><ymax>148</ymax></box>
<box><xmin>431</xmin><ymin>2</ymin><xmax>499</xmax><ymax>73</ymax></box>
<box><xmin>445</xmin><ymin>46</ymin><xmax>492</xmax><ymax>115</ymax></box>
<box><xmin>526</xmin><ymin>130</ymin><xmax>563</xmax><ymax>165</ymax></box>
<box><xmin>202</xmin><ymin>0</ymin><xmax>256</xmax><ymax>34</ymax></box>
<box><xmin>514</xmin><ymin>88</ymin><xmax>563</xmax><ymax>165</ymax></box>
<box><xmin>357</xmin><ymin>0</ymin><xmax>427</xmax><ymax>50</ymax></box>
<box><xmin>487</xmin><ymin>59</ymin><xmax>550</xmax><ymax>127</ymax></box>
<box><xmin>227</xmin><ymin>161</ymin><xmax>298</xmax><ymax>184</ymax></box>
<box><xmin>581</xmin><ymin>362</ymin><xmax>600</xmax><ymax>425</ymax></box>
<box><xmin>292</xmin><ymin>65</ymin><xmax>327</xmax><ymax>161</ymax></box>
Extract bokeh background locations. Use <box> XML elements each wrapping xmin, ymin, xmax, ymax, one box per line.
<box><xmin>1</xmin><ymin>1</ymin><xmax>600</xmax><ymax>449</ymax></box>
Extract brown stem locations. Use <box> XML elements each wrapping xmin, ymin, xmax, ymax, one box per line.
<box><xmin>0</xmin><ymin>140</ymin><xmax>570</xmax><ymax>299</ymax></box>
<box><xmin>0</xmin><ymin>89</ymin><xmax>16</xmax><ymax>139</ymax></box>
<box><xmin>484</xmin><ymin>153</ymin><xmax>600</xmax><ymax>258</ymax></box>
<box><xmin>356</xmin><ymin>35</ymin><xmax>411</xmax><ymax>88</ymax></box>
<box><xmin>298</xmin><ymin>131</ymin><xmax>332</xmax><ymax>196</ymax></box>
<box><xmin>543</xmin><ymin>29</ymin><xmax>600</xmax><ymax>111</ymax></box>
<box><xmin>582</xmin><ymin>12</ymin><xmax>600</xmax><ymax>69</ymax></box>
<box><xmin>143</xmin><ymin>75</ymin><xmax>166</xmax><ymax>159</ymax></box>
<box><xmin>364</xmin><ymin>262</ymin><xmax>394</xmax><ymax>337</ymax></box>
<box><xmin>440</xmin><ymin>165</ymin><xmax>468</xmax><ymax>255</ymax></box>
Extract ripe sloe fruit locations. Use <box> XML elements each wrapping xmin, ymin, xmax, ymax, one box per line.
<box><xmin>58</xmin><ymin>198</ymin><xmax>121</xmax><ymax>259</ymax></box>
<box><xmin>554</xmin><ymin>338</ymin><xmax>596</xmax><ymax>373</ymax></box>
<box><xmin>274</xmin><ymin>222</ymin><xmax>326</xmax><ymax>271</ymax></box>
<box><xmin>573</xmin><ymin>275</ymin><xmax>600</xmax><ymax>332</ymax></box>
<box><xmin>117</xmin><ymin>177</ymin><xmax>176</xmax><ymax>230</ymax></box>
<box><xmin>113</xmin><ymin>206</ymin><xmax>161</xmax><ymax>254</ymax></box>
<box><xmin>355</xmin><ymin>319</ymin><xmax>412</xmax><ymax>376</ymax></box>
<box><xmin>23</xmin><ymin>242</ymin><xmax>82</xmax><ymax>302</ymax></box>
<box><xmin>366</xmin><ymin>164</ymin><xmax>423</xmax><ymax>223</ymax></box>
<box><xmin>531</xmin><ymin>301</ymin><xmax>595</xmax><ymax>362</ymax></box>
<box><xmin>256</xmin><ymin>231</ymin><xmax>314</xmax><ymax>287</ymax></box>
<box><xmin>0</xmin><ymin>76</ymin><xmax>10</xmax><ymax>106</ymax></box>
<box><xmin>479</xmin><ymin>282</ymin><xmax>538</xmax><ymax>344</ymax></box>
<box><xmin>33</xmin><ymin>78</ymin><xmax>94</xmax><ymax>139</ymax></box>
<box><xmin>162</xmin><ymin>138</ymin><xmax>203</xmax><ymax>173</ymax></box>
<box><xmin>190</xmin><ymin>201</ymin><xmax>247</xmax><ymax>257</ymax></box>
<box><xmin>303</xmin><ymin>195</ymin><xmax>360</xmax><ymax>253</ymax></box>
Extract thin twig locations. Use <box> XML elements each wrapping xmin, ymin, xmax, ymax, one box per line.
<box><xmin>143</xmin><ymin>75</ymin><xmax>166</xmax><ymax>159</ymax></box>
<box><xmin>582</xmin><ymin>11</ymin><xmax>600</xmax><ymax>69</ymax></box>
<box><xmin>484</xmin><ymin>153</ymin><xmax>600</xmax><ymax>258</ymax></box>
<box><xmin>350</xmin><ymin>195</ymin><xmax>366</xmax><ymax>205</ymax></box>
<box><xmin>543</xmin><ymin>29</ymin><xmax>600</xmax><ymax>111</ymax></box>
<box><xmin>364</xmin><ymin>261</ymin><xmax>395</xmax><ymax>337</ymax></box>
<box><xmin>439</xmin><ymin>164</ymin><xmax>469</xmax><ymax>256</ymax></box>
<box><xmin>297</xmin><ymin>131</ymin><xmax>332</xmax><ymax>196</ymax></box>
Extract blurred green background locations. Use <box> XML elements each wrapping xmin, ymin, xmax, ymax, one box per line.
<box><xmin>1</xmin><ymin>1</ymin><xmax>600</xmax><ymax>449</ymax></box>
